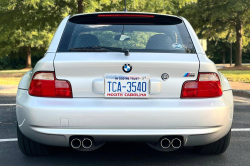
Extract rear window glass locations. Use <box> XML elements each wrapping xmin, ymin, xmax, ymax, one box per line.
<box><xmin>57</xmin><ymin>17</ymin><xmax>195</xmax><ymax>53</ymax></box>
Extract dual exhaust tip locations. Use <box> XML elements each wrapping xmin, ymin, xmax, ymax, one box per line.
<box><xmin>71</xmin><ymin>138</ymin><xmax>93</xmax><ymax>149</ymax></box>
<box><xmin>160</xmin><ymin>138</ymin><xmax>181</xmax><ymax>149</ymax></box>
<box><xmin>71</xmin><ymin>137</ymin><xmax>181</xmax><ymax>149</ymax></box>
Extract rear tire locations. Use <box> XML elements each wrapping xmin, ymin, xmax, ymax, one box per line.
<box><xmin>17</xmin><ymin>125</ymin><xmax>51</xmax><ymax>156</ymax></box>
<box><xmin>193</xmin><ymin>129</ymin><xmax>231</xmax><ymax>154</ymax></box>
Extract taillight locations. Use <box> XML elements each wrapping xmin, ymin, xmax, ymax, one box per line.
<box><xmin>98</xmin><ymin>14</ymin><xmax>154</xmax><ymax>18</ymax></box>
<box><xmin>181</xmin><ymin>73</ymin><xmax>222</xmax><ymax>98</ymax></box>
<box><xmin>29</xmin><ymin>72</ymin><xmax>72</xmax><ymax>98</ymax></box>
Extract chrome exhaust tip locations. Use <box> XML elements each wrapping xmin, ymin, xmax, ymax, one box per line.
<box><xmin>160</xmin><ymin>138</ymin><xmax>171</xmax><ymax>148</ymax></box>
<box><xmin>171</xmin><ymin>138</ymin><xmax>181</xmax><ymax>149</ymax></box>
<box><xmin>71</xmin><ymin>138</ymin><xmax>81</xmax><ymax>149</ymax></box>
<box><xmin>82</xmin><ymin>138</ymin><xmax>93</xmax><ymax>149</ymax></box>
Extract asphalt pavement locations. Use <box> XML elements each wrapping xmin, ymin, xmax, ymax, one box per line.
<box><xmin>0</xmin><ymin>94</ymin><xmax>250</xmax><ymax>166</ymax></box>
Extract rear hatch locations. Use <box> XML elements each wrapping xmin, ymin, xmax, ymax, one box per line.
<box><xmin>54</xmin><ymin>13</ymin><xmax>199</xmax><ymax>98</ymax></box>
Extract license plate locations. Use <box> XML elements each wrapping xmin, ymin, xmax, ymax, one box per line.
<box><xmin>105</xmin><ymin>75</ymin><xmax>150</xmax><ymax>98</ymax></box>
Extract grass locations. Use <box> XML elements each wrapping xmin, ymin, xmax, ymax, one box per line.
<box><xmin>219</xmin><ymin>70</ymin><xmax>250</xmax><ymax>83</ymax></box>
<box><xmin>0</xmin><ymin>70</ymin><xmax>29</xmax><ymax>85</ymax></box>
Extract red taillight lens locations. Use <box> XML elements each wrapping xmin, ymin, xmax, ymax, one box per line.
<box><xmin>29</xmin><ymin>72</ymin><xmax>72</xmax><ymax>98</ymax></box>
<box><xmin>98</xmin><ymin>14</ymin><xmax>154</xmax><ymax>18</ymax></box>
<box><xmin>181</xmin><ymin>73</ymin><xmax>222</xmax><ymax>98</ymax></box>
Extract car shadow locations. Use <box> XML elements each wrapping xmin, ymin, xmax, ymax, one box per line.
<box><xmin>20</xmin><ymin>142</ymin><xmax>230</xmax><ymax>166</ymax></box>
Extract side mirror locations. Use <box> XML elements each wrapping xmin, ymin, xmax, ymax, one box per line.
<box><xmin>114</xmin><ymin>35</ymin><xmax>131</xmax><ymax>41</ymax></box>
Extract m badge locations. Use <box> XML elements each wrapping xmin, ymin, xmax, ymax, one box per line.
<box><xmin>183</xmin><ymin>72</ymin><xmax>195</xmax><ymax>77</ymax></box>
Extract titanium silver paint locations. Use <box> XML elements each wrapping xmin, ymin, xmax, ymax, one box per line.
<box><xmin>16</xmin><ymin>12</ymin><xmax>234</xmax><ymax>149</ymax></box>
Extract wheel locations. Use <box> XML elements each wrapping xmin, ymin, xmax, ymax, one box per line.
<box><xmin>17</xmin><ymin>124</ymin><xmax>51</xmax><ymax>156</ymax></box>
<box><xmin>193</xmin><ymin>129</ymin><xmax>231</xmax><ymax>154</ymax></box>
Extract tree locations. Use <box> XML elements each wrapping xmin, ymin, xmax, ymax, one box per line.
<box><xmin>0</xmin><ymin>0</ymin><xmax>197</xmax><ymax>69</ymax></box>
<box><xmin>78</xmin><ymin>0</ymin><xmax>84</xmax><ymax>13</ymax></box>
<box><xmin>96</xmin><ymin>0</ymin><xmax>196</xmax><ymax>14</ymax></box>
<box><xmin>179</xmin><ymin>0</ymin><xmax>250</xmax><ymax>66</ymax></box>
<box><xmin>0</xmin><ymin>0</ymin><xmax>71</xmax><ymax>68</ymax></box>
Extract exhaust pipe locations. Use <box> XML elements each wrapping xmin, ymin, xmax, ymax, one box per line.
<box><xmin>82</xmin><ymin>138</ymin><xmax>93</xmax><ymax>148</ymax></box>
<box><xmin>71</xmin><ymin>138</ymin><xmax>81</xmax><ymax>149</ymax></box>
<box><xmin>171</xmin><ymin>138</ymin><xmax>181</xmax><ymax>149</ymax></box>
<box><xmin>160</xmin><ymin>138</ymin><xmax>171</xmax><ymax>148</ymax></box>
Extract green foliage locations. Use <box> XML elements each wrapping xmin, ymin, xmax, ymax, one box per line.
<box><xmin>4</xmin><ymin>0</ymin><xmax>250</xmax><ymax>69</ymax></box>
<box><xmin>0</xmin><ymin>0</ymin><xmax>195</xmax><ymax>57</ymax></box>
<box><xmin>206</xmin><ymin>39</ymin><xmax>250</xmax><ymax>64</ymax></box>
<box><xmin>0</xmin><ymin>48</ymin><xmax>45</xmax><ymax>70</ymax></box>
<box><xmin>178</xmin><ymin>0</ymin><xmax>250</xmax><ymax>65</ymax></box>
<box><xmin>0</xmin><ymin>0</ymin><xmax>71</xmax><ymax>56</ymax></box>
<box><xmin>96</xmin><ymin>0</ymin><xmax>196</xmax><ymax>14</ymax></box>
<box><xmin>179</xmin><ymin>0</ymin><xmax>250</xmax><ymax>40</ymax></box>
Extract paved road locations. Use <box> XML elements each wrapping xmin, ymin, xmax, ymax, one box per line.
<box><xmin>0</xmin><ymin>94</ymin><xmax>250</xmax><ymax>166</ymax></box>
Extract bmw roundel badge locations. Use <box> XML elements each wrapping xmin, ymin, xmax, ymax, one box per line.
<box><xmin>123</xmin><ymin>64</ymin><xmax>132</xmax><ymax>73</ymax></box>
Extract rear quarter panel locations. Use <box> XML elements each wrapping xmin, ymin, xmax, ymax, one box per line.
<box><xmin>18</xmin><ymin>69</ymin><xmax>33</xmax><ymax>90</ymax></box>
<box><xmin>18</xmin><ymin>53</ymin><xmax>56</xmax><ymax>90</ymax></box>
<box><xmin>218</xmin><ymin>72</ymin><xmax>232</xmax><ymax>91</ymax></box>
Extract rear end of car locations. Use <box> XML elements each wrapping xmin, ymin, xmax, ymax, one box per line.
<box><xmin>16</xmin><ymin>12</ymin><xmax>233</xmax><ymax>156</ymax></box>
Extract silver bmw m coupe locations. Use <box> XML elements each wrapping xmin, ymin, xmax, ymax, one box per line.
<box><xmin>16</xmin><ymin>12</ymin><xmax>233</xmax><ymax>156</ymax></box>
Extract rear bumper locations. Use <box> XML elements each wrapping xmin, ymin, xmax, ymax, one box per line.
<box><xmin>16</xmin><ymin>89</ymin><xmax>234</xmax><ymax>147</ymax></box>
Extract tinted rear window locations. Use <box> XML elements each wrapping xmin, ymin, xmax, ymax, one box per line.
<box><xmin>57</xmin><ymin>15</ymin><xmax>195</xmax><ymax>53</ymax></box>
